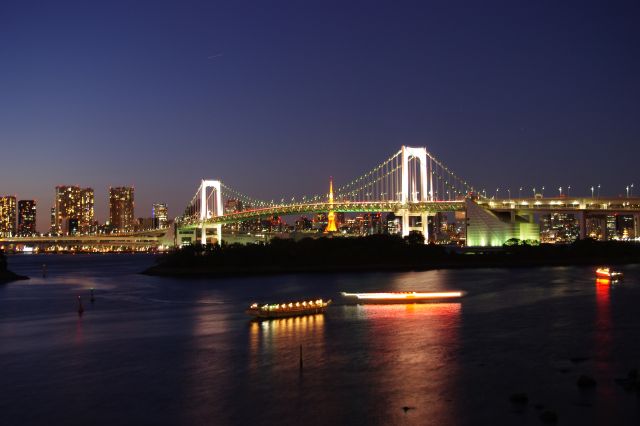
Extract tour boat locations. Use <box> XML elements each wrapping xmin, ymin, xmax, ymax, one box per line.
<box><xmin>595</xmin><ymin>267</ymin><xmax>623</xmax><ymax>279</ymax></box>
<box><xmin>340</xmin><ymin>291</ymin><xmax>463</xmax><ymax>304</ymax></box>
<box><xmin>246</xmin><ymin>299</ymin><xmax>331</xmax><ymax>319</ymax></box>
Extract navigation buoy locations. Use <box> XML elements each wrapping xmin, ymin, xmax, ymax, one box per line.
<box><xmin>77</xmin><ymin>296</ymin><xmax>84</xmax><ymax>316</ymax></box>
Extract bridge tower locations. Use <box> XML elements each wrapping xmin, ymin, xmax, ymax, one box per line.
<box><xmin>325</xmin><ymin>177</ymin><xmax>338</xmax><ymax>233</ymax></box>
<box><xmin>398</xmin><ymin>146</ymin><xmax>430</xmax><ymax>240</ymax></box>
<box><xmin>198</xmin><ymin>179</ymin><xmax>223</xmax><ymax>245</ymax></box>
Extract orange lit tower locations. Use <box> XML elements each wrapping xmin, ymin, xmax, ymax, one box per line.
<box><xmin>325</xmin><ymin>177</ymin><xmax>338</xmax><ymax>233</ymax></box>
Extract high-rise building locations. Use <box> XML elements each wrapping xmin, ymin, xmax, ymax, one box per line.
<box><xmin>80</xmin><ymin>188</ymin><xmax>94</xmax><ymax>233</ymax></box>
<box><xmin>606</xmin><ymin>215</ymin><xmax>617</xmax><ymax>240</ymax></box>
<box><xmin>152</xmin><ymin>203</ymin><xmax>168</xmax><ymax>228</ymax></box>
<box><xmin>54</xmin><ymin>185</ymin><xmax>94</xmax><ymax>235</ymax></box>
<box><xmin>540</xmin><ymin>213</ymin><xmax>579</xmax><ymax>243</ymax></box>
<box><xmin>109</xmin><ymin>187</ymin><xmax>135</xmax><ymax>232</ymax></box>
<box><xmin>0</xmin><ymin>196</ymin><xmax>17</xmax><ymax>237</ymax></box>
<box><xmin>50</xmin><ymin>206</ymin><xmax>56</xmax><ymax>234</ymax></box>
<box><xmin>224</xmin><ymin>199</ymin><xmax>243</xmax><ymax>214</ymax></box>
<box><xmin>17</xmin><ymin>200</ymin><xmax>36</xmax><ymax>237</ymax></box>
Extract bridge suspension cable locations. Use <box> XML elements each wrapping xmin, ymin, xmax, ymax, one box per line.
<box><xmin>179</xmin><ymin>145</ymin><xmax>480</xmax><ymax>224</ymax></box>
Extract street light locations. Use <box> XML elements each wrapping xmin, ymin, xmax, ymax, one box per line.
<box><xmin>558</xmin><ymin>187</ymin><xmax>562</xmax><ymax>197</ymax></box>
<box><xmin>597</xmin><ymin>184</ymin><xmax>601</xmax><ymax>199</ymax></box>
<box><xmin>591</xmin><ymin>186</ymin><xmax>594</xmax><ymax>198</ymax></box>
<box><xmin>541</xmin><ymin>186</ymin><xmax>545</xmax><ymax>197</ymax></box>
<box><xmin>519</xmin><ymin>187</ymin><xmax>523</xmax><ymax>198</ymax></box>
<box><xmin>532</xmin><ymin>187</ymin><xmax>536</xmax><ymax>197</ymax></box>
<box><xmin>507</xmin><ymin>188</ymin><xmax>511</xmax><ymax>200</ymax></box>
<box><xmin>627</xmin><ymin>185</ymin><xmax>630</xmax><ymax>198</ymax></box>
<box><xmin>495</xmin><ymin>188</ymin><xmax>499</xmax><ymax>199</ymax></box>
<box><xmin>631</xmin><ymin>184</ymin><xmax>634</xmax><ymax>197</ymax></box>
<box><xmin>567</xmin><ymin>185</ymin><xmax>571</xmax><ymax>197</ymax></box>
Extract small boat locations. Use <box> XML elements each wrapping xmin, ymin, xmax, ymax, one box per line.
<box><xmin>595</xmin><ymin>267</ymin><xmax>623</xmax><ymax>279</ymax></box>
<box><xmin>246</xmin><ymin>299</ymin><xmax>331</xmax><ymax>319</ymax></box>
<box><xmin>340</xmin><ymin>291</ymin><xmax>463</xmax><ymax>304</ymax></box>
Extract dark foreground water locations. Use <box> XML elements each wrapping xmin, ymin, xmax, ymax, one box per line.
<box><xmin>1</xmin><ymin>255</ymin><xmax>640</xmax><ymax>426</ymax></box>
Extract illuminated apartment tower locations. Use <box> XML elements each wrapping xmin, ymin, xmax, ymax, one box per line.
<box><xmin>17</xmin><ymin>200</ymin><xmax>36</xmax><ymax>236</ymax></box>
<box><xmin>54</xmin><ymin>186</ymin><xmax>94</xmax><ymax>235</ymax></box>
<box><xmin>0</xmin><ymin>196</ymin><xmax>17</xmax><ymax>237</ymax></box>
<box><xmin>152</xmin><ymin>203</ymin><xmax>168</xmax><ymax>228</ymax></box>
<box><xmin>80</xmin><ymin>188</ymin><xmax>95</xmax><ymax>233</ymax></box>
<box><xmin>109</xmin><ymin>187</ymin><xmax>135</xmax><ymax>232</ymax></box>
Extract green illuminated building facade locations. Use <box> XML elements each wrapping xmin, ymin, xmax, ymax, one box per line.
<box><xmin>465</xmin><ymin>200</ymin><xmax>539</xmax><ymax>247</ymax></box>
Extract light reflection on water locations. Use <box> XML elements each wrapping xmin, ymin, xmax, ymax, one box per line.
<box><xmin>2</xmin><ymin>255</ymin><xmax>640</xmax><ymax>425</ymax></box>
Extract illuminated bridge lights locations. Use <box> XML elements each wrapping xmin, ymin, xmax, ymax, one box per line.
<box><xmin>180</xmin><ymin>200</ymin><xmax>466</xmax><ymax>227</ymax></box>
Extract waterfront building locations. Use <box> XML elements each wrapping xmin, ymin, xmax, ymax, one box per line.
<box><xmin>386</xmin><ymin>214</ymin><xmax>400</xmax><ymax>235</ymax></box>
<box><xmin>80</xmin><ymin>188</ymin><xmax>95</xmax><ymax>233</ymax></box>
<box><xmin>540</xmin><ymin>213</ymin><xmax>579</xmax><ymax>243</ymax></box>
<box><xmin>17</xmin><ymin>200</ymin><xmax>36</xmax><ymax>236</ymax></box>
<box><xmin>54</xmin><ymin>185</ymin><xmax>94</xmax><ymax>235</ymax></box>
<box><xmin>109</xmin><ymin>187</ymin><xmax>135</xmax><ymax>232</ymax></box>
<box><xmin>50</xmin><ymin>206</ymin><xmax>56</xmax><ymax>234</ymax></box>
<box><xmin>152</xmin><ymin>203</ymin><xmax>168</xmax><ymax>228</ymax></box>
<box><xmin>465</xmin><ymin>200</ymin><xmax>539</xmax><ymax>247</ymax></box>
<box><xmin>0</xmin><ymin>196</ymin><xmax>17</xmax><ymax>237</ymax></box>
<box><xmin>68</xmin><ymin>218</ymin><xmax>79</xmax><ymax>235</ymax></box>
<box><xmin>617</xmin><ymin>215</ymin><xmax>635</xmax><ymax>240</ymax></box>
<box><xmin>606</xmin><ymin>215</ymin><xmax>617</xmax><ymax>240</ymax></box>
<box><xmin>586</xmin><ymin>216</ymin><xmax>607</xmax><ymax>240</ymax></box>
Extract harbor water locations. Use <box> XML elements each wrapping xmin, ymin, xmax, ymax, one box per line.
<box><xmin>1</xmin><ymin>254</ymin><xmax>640</xmax><ymax>425</ymax></box>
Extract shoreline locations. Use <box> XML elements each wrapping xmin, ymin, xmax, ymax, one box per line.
<box><xmin>0</xmin><ymin>270</ymin><xmax>29</xmax><ymax>284</ymax></box>
<box><xmin>141</xmin><ymin>237</ymin><xmax>640</xmax><ymax>279</ymax></box>
<box><xmin>143</xmin><ymin>257</ymin><xmax>639</xmax><ymax>278</ymax></box>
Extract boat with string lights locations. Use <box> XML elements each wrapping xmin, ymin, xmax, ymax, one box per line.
<box><xmin>340</xmin><ymin>291</ymin><xmax>463</xmax><ymax>304</ymax></box>
<box><xmin>246</xmin><ymin>299</ymin><xmax>331</xmax><ymax>319</ymax></box>
<box><xmin>595</xmin><ymin>267</ymin><xmax>623</xmax><ymax>279</ymax></box>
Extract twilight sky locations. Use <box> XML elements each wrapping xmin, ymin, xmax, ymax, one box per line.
<box><xmin>1</xmin><ymin>1</ymin><xmax>639</xmax><ymax>230</ymax></box>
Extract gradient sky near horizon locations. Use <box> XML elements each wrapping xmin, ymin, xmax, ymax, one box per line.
<box><xmin>1</xmin><ymin>1</ymin><xmax>639</xmax><ymax>230</ymax></box>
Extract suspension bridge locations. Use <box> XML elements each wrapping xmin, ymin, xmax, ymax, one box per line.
<box><xmin>2</xmin><ymin>145</ymin><xmax>638</xmax><ymax>251</ymax></box>
<box><xmin>176</xmin><ymin>145</ymin><xmax>640</xmax><ymax>247</ymax></box>
<box><xmin>178</xmin><ymin>146</ymin><xmax>484</xmax><ymax>245</ymax></box>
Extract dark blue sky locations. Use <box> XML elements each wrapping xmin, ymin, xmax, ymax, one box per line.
<box><xmin>1</xmin><ymin>1</ymin><xmax>639</xmax><ymax>229</ymax></box>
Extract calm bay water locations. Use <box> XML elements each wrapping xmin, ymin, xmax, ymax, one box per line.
<box><xmin>1</xmin><ymin>254</ymin><xmax>640</xmax><ymax>425</ymax></box>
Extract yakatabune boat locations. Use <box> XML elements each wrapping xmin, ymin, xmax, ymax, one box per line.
<box><xmin>595</xmin><ymin>267</ymin><xmax>623</xmax><ymax>279</ymax></box>
<box><xmin>246</xmin><ymin>299</ymin><xmax>331</xmax><ymax>319</ymax></box>
<box><xmin>340</xmin><ymin>291</ymin><xmax>463</xmax><ymax>304</ymax></box>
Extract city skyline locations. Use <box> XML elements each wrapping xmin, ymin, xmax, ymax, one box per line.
<box><xmin>1</xmin><ymin>1</ymin><xmax>639</xmax><ymax>231</ymax></box>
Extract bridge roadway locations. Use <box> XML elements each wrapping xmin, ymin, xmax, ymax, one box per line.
<box><xmin>181</xmin><ymin>200</ymin><xmax>467</xmax><ymax>227</ymax></box>
<box><xmin>477</xmin><ymin>197</ymin><xmax>640</xmax><ymax>213</ymax></box>
<box><xmin>182</xmin><ymin>197</ymin><xmax>640</xmax><ymax>228</ymax></box>
<box><xmin>0</xmin><ymin>228</ymin><xmax>169</xmax><ymax>246</ymax></box>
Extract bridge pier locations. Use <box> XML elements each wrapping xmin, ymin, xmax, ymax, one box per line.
<box><xmin>398</xmin><ymin>210</ymin><xmax>429</xmax><ymax>242</ymax></box>
<box><xmin>578</xmin><ymin>211</ymin><xmax>587</xmax><ymax>239</ymax></box>
<box><xmin>200</xmin><ymin>223</ymin><xmax>222</xmax><ymax>246</ymax></box>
